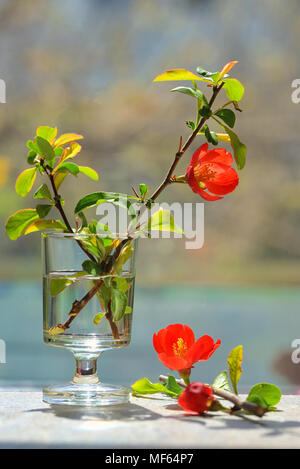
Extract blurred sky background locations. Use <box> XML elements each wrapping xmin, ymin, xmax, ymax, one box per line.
<box><xmin>1</xmin><ymin>0</ymin><xmax>300</xmax><ymax>388</ymax></box>
<box><xmin>1</xmin><ymin>0</ymin><xmax>300</xmax><ymax>286</ymax></box>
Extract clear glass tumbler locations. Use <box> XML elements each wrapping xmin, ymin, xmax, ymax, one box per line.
<box><xmin>42</xmin><ymin>232</ymin><xmax>137</xmax><ymax>406</ymax></box>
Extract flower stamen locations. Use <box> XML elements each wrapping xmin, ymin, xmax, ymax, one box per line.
<box><xmin>194</xmin><ymin>163</ymin><xmax>217</xmax><ymax>182</ymax></box>
<box><xmin>173</xmin><ymin>337</ymin><xmax>188</xmax><ymax>358</ymax></box>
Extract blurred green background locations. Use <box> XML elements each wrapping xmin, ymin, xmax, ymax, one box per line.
<box><xmin>1</xmin><ymin>0</ymin><xmax>300</xmax><ymax>389</ymax></box>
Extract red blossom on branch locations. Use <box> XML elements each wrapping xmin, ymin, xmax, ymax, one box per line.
<box><xmin>178</xmin><ymin>382</ymin><xmax>215</xmax><ymax>414</ymax></box>
<box><xmin>185</xmin><ymin>143</ymin><xmax>239</xmax><ymax>201</ymax></box>
<box><xmin>153</xmin><ymin>324</ymin><xmax>221</xmax><ymax>378</ymax></box>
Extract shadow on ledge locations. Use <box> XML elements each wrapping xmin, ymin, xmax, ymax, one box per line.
<box><xmin>27</xmin><ymin>402</ymin><xmax>161</xmax><ymax>422</ymax></box>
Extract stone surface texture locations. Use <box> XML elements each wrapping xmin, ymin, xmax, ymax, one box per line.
<box><xmin>0</xmin><ymin>392</ymin><xmax>299</xmax><ymax>448</ymax></box>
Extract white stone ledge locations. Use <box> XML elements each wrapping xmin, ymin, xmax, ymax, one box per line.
<box><xmin>0</xmin><ymin>392</ymin><xmax>299</xmax><ymax>448</ymax></box>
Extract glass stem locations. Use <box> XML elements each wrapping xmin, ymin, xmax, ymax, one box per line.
<box><xmin>73</xmin><ymin>355</ymin><xmax>100</xmax><ymax>384</ymax></box>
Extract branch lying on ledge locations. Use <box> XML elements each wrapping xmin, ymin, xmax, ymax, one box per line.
<box><xmin>158</xmin><ymin>374</ymin><xmax>267</xmax><ymax>417</ymax></box>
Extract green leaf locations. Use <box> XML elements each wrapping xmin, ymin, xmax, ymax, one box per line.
<box><xmin>153</xmin><ymin>69</ymin><xmax>212</xmax><ymax>83</ymax></box>
<box><xmin>27</xmin><ymin>140</ymin><xmax>39</xmax><ymax>153</ymax></box>
<box><xmin>34</xmin><ymin>184</ymin><xmax>53</xmax><ymax>202</ymax></box>
<box><xmin>54</xmin><ymin>147</ymin><xmax>64</xmax><ymax>157</ymax></box>
<box><xmin>213</xmin><ymin>370</ymin><xmax>232</xmax><ymax>392</ymax></box>
<box><xmin>125</xmin><ymin>306</ymin><xmax>132</xmax><ymax>315</ymax></box>
<box><xmin>147</xmin><ymin>209</ymin><xmax>184</xmax><ymax>234</ymax></box>
<box><xmin>213</xmin><ymin>118</ymin><xmax>247</xmax><ymax>170</ymax></box>
<box><xmin>131</xmin><ymin>378</ymin><xmax>178</xmax><ymax>397</ymax></box>
<box><xmin>204</xmin><ymin>126</ymin><xmax>218</xmax><ymax>146</ymax></box>
<box><xmin>247</xmin><ymin>383</ymin><xmax>281</xmax><ymax>408</ymax></box>
<box><xmin>165</xmin><ymin>375</ymin><xmax>184</xmax><ymax>396</ymax></box>
<box><xmin>113</xmin><ymin>243</ymin><xmax>133</xmax><ymax>272</ymax></box>
<box><xmin>36</xmin><ymin>204</ymin><xmax>52</xmax><ymax>218</ymax></box>
<box><xmin>36</xmin><ymin>126</ymin><xmax>57</xmax><ymax>143</ymax></box>
<box><xmin>112</xmin><ymin>277</ymin><xmax>129</xmax><ymax>293</ymax></box>
<box><xmin>15</xmin><ymin>168</ymin><xmax>37</xmax><ymax>197</ymax></box>
<box><xmin>139</xmin><ymin>183</ymin><xmax>148</xmax><ymax>199</ymax></box>
<box><xmin>82</xmin><ymin>260</ymin><xmax>102</xmax><ymax>275</ymax></box>
<box><xmin>223</xmin><ymin>79</ymin><xmax>244</xmax><ymax>102</ymax></box>
<box><xmin>199</xmin><ymin>105</ymin><xmax>212</xmax><ymax>118</ymax></box>
<box><xmin>54</xmin><ymin>161</ymin><xmax>79</xmax><ymax>176</ymax></box>
<box><xmin>93</xmin><ymin>312</ymin><xmax>106</xmax><ymax>325</ymax></box>
<box><xmin>78</xmin><ymin>211</ymin><xmax>88</xmax><ymax>230</ymax></box>
<box><xmin>96</xmin><ymin>284</ymin><xmax>111</xmax><ymax>313</ymax></box>
<box><xmin>111</xmin><ymin>288</ymin><xmax>128</xmax><ymax>321</ymax></box>
<box><xmin>27</xmin><ymin>150</ymin><xmax>37</xmax><ymax>165</ymax></box>
<box><xmin>24</xmin><ymin>219</ymin><xmax>66</xmax><ymax>235</ymax></box>
<box><xmin>35</xmin><ymin>136</ymin><xmax>55</xmax><ymax>165</ymax></box>
<box><xmin>186</xmin><ymin>121</ymin><xmax>196</xmax><ymax>131</ymax></box>
<box><xmin>5</xmin><ymin>209</ymin><xmax>39</xmax><ymax>240</ymax></box>
<box><xmin>75</xmin><ymin>192</ymin><xmax>128</xmax><ymax>214</ymax></box>
<box><xmin>225</xmin><ymin>127</ymin><xmax>246</xmax><ymax>170</ymax></box>
<box><xmin>214</xmin><ymin>109</ymin><xmax>236</xmax><ymax>128</ymax></box>
<box><xmin>246</xmin><ymin>394</ymin><xmax>268</xmax><ymax>408</ymax></box>
<box><xmin>227</xmin><ymin>345</ymin><xmax>243</xmax><ymax>395</ymax></box>
<box><xmin>50</xmin><ymin>278</ymin><xmax>72</xmax><ymax>297</ymax></box>
<box><xmin>196</xmin><ymin>66</ymin><xmax>219</xmax><ymax>80</ymax></box>
<box><xmin>78</xmin><ymin>166</ymin><xmax>99</xmax><ymax>180</ymax></box>
<box><xmin>170</xmin><ymin>86</ymin><xmax>208</xmax><ymax>105</ymax></box>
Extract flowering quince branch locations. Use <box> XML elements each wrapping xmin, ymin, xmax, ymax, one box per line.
<box><xmin>5</xmin><ymin>61</ymin><xmax>246</xmax><ymax>338</ymax></box>
<box><xmin>131</xmin><ymin>324</ymin><xmax>282</xmax><ymax>419</ymax></box>
<box><xmin>158</xmin><ymin>376</ymin><xmax>266</xmax><ymax>417</ymax></box>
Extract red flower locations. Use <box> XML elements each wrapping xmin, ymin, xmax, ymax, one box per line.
<box><xmin>178</xmin><ymin>382</ymin><xmax>215</xmax><ymax>414</ymax></box>
<box><xmin>185</xmin><ymin>143</ymin><xmax>239</xmax><ymax>201</ymax></box>
<box><xmin>153</xmin><ymin>324</ymin><xmax>221</xmax><ymax>372</ymax></box>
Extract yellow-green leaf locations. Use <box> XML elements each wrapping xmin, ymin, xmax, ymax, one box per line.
<box><xmin>227</xmin><ymin>345</ymin><xmax>243</xmax><ymax>395</ymax></box>
<box><xmin>93</xmin><ymin>312</ymin><xmax>106</xmax><ymax>325</ymax></box>
<box><xmin>54</xmin><ymin>133</ymin><xmax>84</xmax><ymax>148</ymax></box>
<box><xmin>36</xmin><ymin>126</ymin><xmax>57</xmax><ymax>143</ymax></box>
<box><xmin>113</xmin><ymin>243</ymin><xmax>133</xmax><ymax>273</ymax></box>
<box><xmin>131</xmin><ymin>378</ymin><xmax>177</xmax><ymax>397</ymax></box>
<box><xmin>50</xmin><ymin>278</ymin><xmax>72</xmax><ymax>297</ymax></box>
<box><xmin>15</xmin><ymin>168</ymin><xmax>37</xmax><ymax>197</ymax></box>
<box><xmin>57</xmin><ymin>142</ymin><xmax>82</xmax><ymax>165</ymax></box>
<box><xmin>215</xmin><ymin>133</ymin><xmax>231</xmax><ymax>143</ymax></box>
<box><xmin>78</xmin><ymin>166</ymin><xmax>99</xmax><ymax>180</ymax></box>
<box><xmin>147</xmin><ymin>209</ymin><xmax>184</xmax><ymax>234</ymax></box>
<box><xmin>34</xmin><ymin>184</ymin><xmax>53</xmax><ymax>202</ymax></box>
<box><xmin>217</xmin><ymin>60</ymin><xmax>238</xmax><ymax>82</ymax></box>
<box><xmin>24</xmin><ymin>219</ymin><xmax>66</xmax><ymax>235</ymax></box>
<box><xmin>213</xmin><ymin>370</ymin><xmax>232</xmax><ymax>392</ymax></box>
<box><xmin>5</xmin><ymin>209</ymin><xmax>39</xmax><ymax>240</ymax></box>
<box><xmin>153</xmin><ymin>69</ymin><xmax>211</xmax><ymax>83</ymax></box>
<box><xmin>214</xmin><ymin>117</ymin><xmax>246</xmax><ymax>169</ymax></box>
<box><xmin>54</xmin><ymin>172</ymin><xmax>68</xmax><ymax>190</ymax></box>
<box><xmin>223</xmin><ymin>78</ymin><xmax>244</xmax><ymax>102</ymax></box>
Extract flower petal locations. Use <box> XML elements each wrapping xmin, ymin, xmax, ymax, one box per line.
<box><xmin>164</xmin><ymin>323</ymin><xmax>195</xmax><ymax>355</ymax></box>
<box><xmin>205</xmin><ymin>164</ymin><xmax>239</xmax><ymax>195</ymax></box>
<box><xmin>153</xmin><ymin>327</ymin><xmax>168</xmax><ymax>354</ymax></box>
<box><xmin>189</xmin><ymin>335</ymin><xmax>221</xmax><ymax>363</ymax></box>
<box><xmin>157</xmin><ymin>352</ymin><xmax>189</xmax><ymax>371</ymax></box>
<box><xmin>200</xmin><ymin>148</ymin><xmax>233</xmax><ymax>166</ymax></box>
<box><xmin>196</xmin><ymin>186</ymin><xmax>223</xmax><ymax>201</ymax></box>
<box><xmin>190</xmin><ymin>143</ymin><xmax>209</xmax><ymax>167</ymax></box>
<box><xmin>186</xmin><ymin>165</ymin><xmax>223</xmax><ymax>201</ymax></box>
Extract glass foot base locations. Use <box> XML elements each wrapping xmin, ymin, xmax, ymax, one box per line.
<box><xmin>43</xmin><ymin>381</ymin><xmax>130</xmax><ymax>406</ymax></box>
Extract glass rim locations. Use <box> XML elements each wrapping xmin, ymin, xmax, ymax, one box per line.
<box><xmin>42</xmin><ymin>231</ymin><xmax>137</xmax><ymax>240</ymax></box>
